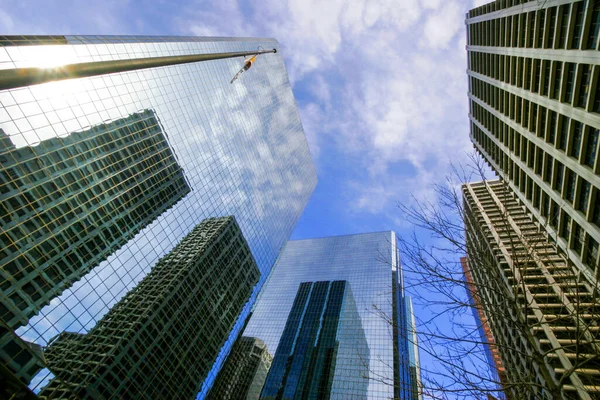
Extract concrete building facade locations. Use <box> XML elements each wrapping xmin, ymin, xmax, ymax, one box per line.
<box><xmin>466</xmin><ymin>0</ymin><xmax>600</xmax><ymax>285</ymax></box>
<box><xmin>463</xmin><ymin>180</ymin><xmax>600</xmax><ymax>399</ymax></box>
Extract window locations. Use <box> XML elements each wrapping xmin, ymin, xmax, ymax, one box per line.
<box><xmin>520</xmin><ymin>13</ymin><xmax>527</xmax><ymax>47</ymax></box>
<box><xmin>557</xmin><ymin>5</ymin><xmax>570</xmax><ymax>49</ymax></box>
<box><xmin>558</xmin><ymin>116</ymin><xmax>569</xmax><ymax>150</ymax></box>
<box><xmin>541</xmin><ymin>193</ymin><xmax>550</xmax><ymax>217</ymax></box>
<box><xmin>564</xmin><ymin>168</ymin><xmax>576</xmax><ymax>203</ymax></box>
<box><xmin>537</xmin><ymin>106</ymin><xmax>546</xmax><ymax>137</ymax></box>
<box><xmin>517</xmin><ymin>57</ymin><xmax>524</xmax><ymax>88</ymax></box>
<box><xmin>542</xmin><ymin>60</ymin><xmax>551</xmax><ymax>96</ymax></box>
<box><xmin>583</xmin><ymin>128</ymin><xmax>599</xmax><ymax>168</ymax></box>
<box><xmin>593</xmin><ymin>188</ymin><xmax>600</xmax><ymax>227</ymax></box>
<box><xmin>547</xmin><ymin>7</ymin><xmax>557</xmax><ymax>48</ymax></box>
<box><xmin>550</xmin><ymin>200</ymin><xmax>560</xmax><ymax>228</ymax></box>
<box><xmin>585</xmin><ymin>236</ymin><xmax>599</xmax><ymax>267</ymax></box>
<box><xmin>554</xmin><ymin>161</ymin><xmax>564</xmax><ymax>192</ymax></box>
<box><xmin>552</xmin><ymin>61</ymin><xmax>562</xmax><ymax>100</ymax></box>
<box><xmin>528</xmin><ymin>12</ymin><xmax>536</xmax><ymax>47</ymax></box>
<box><xmin>547</xmin><ymin>111</ymin><xmax>557</xmax><ymax>144</ymax></box>
<box><xmin>572</xmin><ymin>223</ymin><xmax>583</xmax><ymax>254</ymax></box>
<box><xmin>560</xmin><ymin>212</ymin><xmax>572</xmax><ymax>239</ymax></box>
<box><xmin>536</xmin><ymin>9</ymin><xmax>545</xmax><ymax>48</ymax></box>
<box><xmin>543</xmin><ymin>155</ymin><xmax>553</xmax><ymax>183</ymax></box>
<box><xmin>577</xmin><ymin>179</ymin><xmax>590</xmax><ymax>213</ymax></box>
<box><xmin>563</xmin><ymin>62</ymin><xmax>576</xmax><ymax>104</ymax></box>
<box><xmin>571</xmin><ymin>2</ymin><xmax>584</xmax><ymax>49</ymax></box>
<box><xmin>569</xmin><ymin>121</ymin><xmax>583</xmax><ymax>159</ymax></box>
<box><xmin>532</xmin><ymin>59</ymin><xmax>541</xmax><ymax>93</ymax></box>
<box><xmin>577</xmin><ymin>64</ymin><xmax>591</xmax><ymax>108</ymax></box>
<box><xmin>535</xmin><ymin>147</ymin><xmax>543</xmax><ymax>175</ymax></box>
<box><xmin>594</xmin><ymin>73</ymin><xmax>600</xmax><ymax>114</ymax></box>
<box><xmin>587</xmin><ymin>2</ymin><xmax>600</xmax><ymax>49</ymax></box>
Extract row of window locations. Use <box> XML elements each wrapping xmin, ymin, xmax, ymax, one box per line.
<box><xmin>1</xmin><ymin>123</ymin><xmax>169</xmax><ymax>196</ymax></box>
<box><xmin>471</xmin><ymin>103</ymin><xmax>599</xmax><ymax>221</ymax></box>
<box><xmin>468</xmin><ymin>0</ymin><xmax>533</xmax><ymax>19</ymax></box>
<box><xmin>470</xmin><ymin>77</ymin><xmax>599</xmax><ymax>172</ymax></box>
<box><xmin>468</xmin><ymin>2</ymin><xmax>600</xmax><ymax>52</ymax></box>
<box><xmin>471</xmin><ymin>123</ymin><xmax>600</xmax><ymax>272</ymax></box>
<box><xmin>470</xmin><ymin>52</ymin><xmax>600</xmax><ymax>113</ymax></box>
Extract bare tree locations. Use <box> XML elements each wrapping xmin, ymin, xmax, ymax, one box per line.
<box><xmin>388</xmin><ymin>154</ymin><xmax>600</xmax><ymax>400</ymax></box>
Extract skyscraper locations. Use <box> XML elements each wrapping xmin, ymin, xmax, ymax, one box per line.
<box><xmin>463</xmin><ymin>180</ymin><xmax>600</xmax><ymax>399</ymax></box>
<box><xmin>236</xmin><ymin>232</ymin><xmax>420</xmax><ymax>399</ymax></box>
<box><xmin>0</xmin><ymin>35</ymin><xmax>316</xmax><ymax>395</ymax></box>
<box><xmin>39</xmin><ymin>216</ymin><xmax>259</xmax><ymax>399</ymax></box>
<box><xmin>207</xmin><ymin>336</ymin><xmax>273</xmax><ymax>400</ymax></box>
<box><xmin>404</xmin><ymin>297</ymin><xmax>422</xmax><ymax>400</ymax></box>
<box><xmin>261</xmin><ymin>280</ymin><xmax>368</xmax><ymax>399</ymax></box>
<box><xmin>461</xmin><ymin>257</ymin><xmax>507</xmax><ymax>396</ymax></box>
<box><xmin>0</xmin><ymin>109</ymin><xmax>191</xmax><ymax>383</ymax></box>
<box><xmin>466</xmin><ymin>0</ymin><xmax>600</xmax><ymax>285</ymax></box>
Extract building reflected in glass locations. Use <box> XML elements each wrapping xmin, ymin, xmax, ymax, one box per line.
<box><xmin>40</xmin><ymin>216</ymin><xmax>258</xmax><ymax>399</ymax></box>
<box><xmin>261</xmin><ymin>280</ymin><xmax>368</xmax><ymax>399</ymax></box>
<box><xmin>207</xmin><ymin>336</ymin><xmax>273</xmax><ymax>400</ymax></box>
<box><xmin>0</xmin><ymin>35</ymin><xmax>316</xmax><ymax>396</ymax></box>
<box><xmin>238</xmin><ymin>232</ymin><xmax>419</xmax><ymax>399</ymax></box>
<box><xmin>0</xmin><ymin>109</ymin><xmax>190</xmax><ymax>383</ymax></box>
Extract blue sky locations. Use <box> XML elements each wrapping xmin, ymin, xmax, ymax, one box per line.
<box><xmin>2</xmin><ymin>0</ymin><xmax>497</xmax><ymax>396</ymax></box>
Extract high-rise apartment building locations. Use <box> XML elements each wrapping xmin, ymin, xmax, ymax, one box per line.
<box><xmin>463</xmin><ymin>180</ymin><xmax>600</xmax><ymax>399</ymax></box>
<box><xmin>466</xmin><ymin>0</ymin><xmax>600</xmax><ymax>286</ymax></box>
<box><xmin>0</xmin><ymin>35</ymin><xmax>316</xmax><ymax>396</ymax></box>
<box><xmin>38</xmin><ymin>216</ymin><xmax>258</xmax><ymax>399</ymax></box>
<box><xmin>461</xmin><ymin>257</ymin><xmax>507</xmax><ymax>396</ymax></box>
<box><xmin>234</xmin><ymin>232</ymin><xmax>420</xmax><ymax>399</ymax></box>
<box><xmin>207</xmin><ymin>336</ymin><xmax>273</xmax><ymax>400</ymax></box>
<box><xmin>261</xmin><ymin>280</ymin><xmax>368</xmax><ymax>399</ymax></box>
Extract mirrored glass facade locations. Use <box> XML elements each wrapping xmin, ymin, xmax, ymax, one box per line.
<box><xmin>0</xmin><ymin>35</ymin><xmax>317</xmax><ymax>397</ymax></box>
<box><xmin>224</xmin><ymin>232</ymin><xmax>419</xmax><ymax>399</ymax></box>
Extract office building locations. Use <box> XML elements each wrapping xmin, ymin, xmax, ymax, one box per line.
<box><xmin>463</xmin><ymin>180</ymin><xmax>600</xmax><ymax>399</ymax></box>
<box><xmin>466</xmin><ymin>0</ymin><xmax>600</xmax><ymax>285</ymax></box>
<box><xmin>39</xmin><ymin>216</ymin><xmax>259</xmax><ymax>399</ymax></box>
<box><xmin>240</xmin><ymin>232</ymin><xmax>420</xmax><ymax>399</ymax></box>
<box><xmin>260</xmin><ymin>280</ymin><xmax>368</xmax><ymax>399</ymax></box>
<box><xmin>207</xmin><ymin>336</ymin><xmax>273</xmax><ymax>400</ymax></box>
<box><xmin>0</xmin><ymin>35</ymin><xmax>316</xmax><ymax>395</ymax></box>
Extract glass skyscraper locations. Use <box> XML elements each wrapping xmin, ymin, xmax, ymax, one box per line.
<box><xmin>226</xmin><ymin>232</ymin><xmax>420</xmax><ymax>399</ymax></box>
<box><xmin>0</xmin><ymin>35</ymin><xmax>316</xmax><ymax>397</ymax></box>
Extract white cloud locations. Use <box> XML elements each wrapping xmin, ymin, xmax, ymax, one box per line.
<box><xmin>421</xmin><ymin>2</ymin><xmax>464</xmax><ymax>50</ymax></box>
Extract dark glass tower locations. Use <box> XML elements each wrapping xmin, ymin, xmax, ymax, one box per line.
<box><xmin>38</xmin><ymin>216</ymin><xmax>259</xmax><ymax>399</ymax></box>
<box><xmin>260</xmin><ymin>280</ymin><xmax>368</xmax><ymax>399</ymax></box>
<box><xmin>0</xmin><ymin>109</ymin><xmax>190</xmax><ymax>383</ymax></box>
<box><xmin>207</xmin><ymin>336</ymin><xmax>273</xmax><ymax>400</ymax></box>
